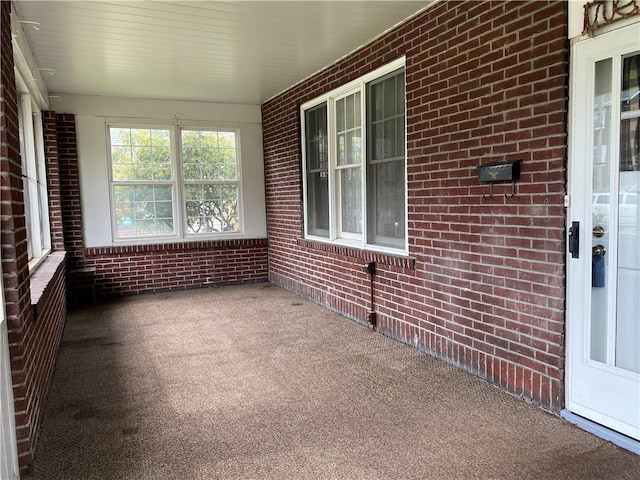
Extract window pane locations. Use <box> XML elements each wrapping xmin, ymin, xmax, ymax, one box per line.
<box><xmin>383</xmin><ymin>77</ymin><xmax>397</xmax><ymax>117</ymax></box>
<box><xmin>182</xmin><ymin>129</ymin><xmax>238</xmax><ymax>181</ymax></box>
<box><xmin>131</xmin><ymin>128</ymin><xmax>152</xmax><ymax>146</ymax></box>
<box><xmin>336</xmin><ymin>92</ymin><xmax>361</xmax><ymax>167</ymax></box>
<box><xmin>154</xmin><ymin>147</ymin><xmax>172</xmax><ymax>180</ymax></box>
<box><xmin>368</xmin><ymin>70</ymin><xmax>404</xmax><ymax>162</ymax></box>
<box><xmin>367</xmin><ymin>69</ymin><xmax>406</xmax><ymax>247</ymax></box>
<box><xmin>306</xmin><ymin>105</ymin><xmax>328</xmax><ymax>171</ymax></box>
<box><xmin>152</xmin><ymin>129</ymin><xmax>170</xmax><ymax>146</ymax></box>
<box><xmin>336</xmin><ymin>133</ymin><xmax>363</xmax><ymax>166</ymax></box>
<box><xmin>367</xmin><ymin>160</ymin><xmax>405</xmax><ymax>246</ymax></box>
<box><xmin>113</xmin><ymin>184</ymin><xmax>174</xmax><ymax>239</ymax></box>
<box><xmin>185</xmin><ymin>183</ymin><xmax>239</xmax><ymax>234</ymax></box>
<box><xmin>621</xmin><ymin>54</ymin><xmax>639</xmax><ymax>171</ymax></box>
<box><xmin>307</xmin><ymin>171</ymin><xmax>329</xmax><ymax>236</ymax></box>
<box><xmin>371</xmin><ymin>123</ymin><xmax>384</xmax><ymax>160</ymax></box>
<box><xmin>337</xmin><ymin>98</ymin><xmax>345</xmax><ymax>132</ymax></box>
<box><xmin>341</xmin><ymin>167</ymin><xmax>362</xmax><ymax>235</ymax></box>
<box><xmin>370</xmin><ymin>116</ymin><xmax>400</xmax><ymax>161</ymax></box>
<box><xmin>109</xmin><ymin>127</ymin><xmax>172</xmax><ymax>181</ymax></box>
<box><xmin>622</xmin><ymin>54</ymin><xmax>639</xmax><ymax>114</ymax></box>
<box><xmin>346</xmin><ymin>94</ymin><xmax>355</xmax><ymax>130</ymax></box>
<box><xmin>304</xmin><ymin>104</ymin><xmax>329</xmax><ymax>237</ymax></box>
<box><xmin>111</xmin><ymin>146</ymin><xmax>132</xmax><ymax>165</ymax></box>
<box><xmin>371</xmin><ymin>82</ymin><xmax>384</xmax><ymax>122</ymax></box>
<box><xmin>347</xmin><ymin>130</ymin><xmax>362</xmax><ymax>165</ymax></box>
<box><xmin>383</xmin><ymin>119</ymin><xmax>396</xmax><ymax>159</ymax></box>
<box><xmin>621</xmin><ymin>118</ymin><xmax>639</xmax><ymax>172</ymax></box>
<box><xmin>110</xmin><ymin>128</ymin><xmax>130</xmax><ymax>146</ymax></box>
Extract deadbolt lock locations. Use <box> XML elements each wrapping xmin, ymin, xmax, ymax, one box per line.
<box><xmin>592</xmin><ymin>226</ymin><xmax>605</xmax><ymax>238</ymax></box>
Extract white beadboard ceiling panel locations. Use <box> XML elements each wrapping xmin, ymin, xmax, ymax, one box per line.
<box><xmin>13</xmin><ymin>1</ymin><xmax>429</xmax><ymax>105</ymax></box>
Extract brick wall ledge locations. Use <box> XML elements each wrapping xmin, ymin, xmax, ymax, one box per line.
<box><xmin>297</xmin><ymin>238</ymin><xmax>416</xmax><ymax>270</ymax></box>
<box><xmin>30</xmin><ymin>251</ymin><xmax>66</xmax><ymax>313</ymax></box>
<box><xmin>85</xmin><ymin>238</ymin><xmax>268</xmax><ymax>256</ymax></box>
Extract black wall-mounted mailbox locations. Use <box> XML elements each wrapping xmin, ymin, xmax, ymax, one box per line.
<box><xmin>477</xmin><ymin>160</ymin><xmax>522</xmax><ymax>182</ymax></box>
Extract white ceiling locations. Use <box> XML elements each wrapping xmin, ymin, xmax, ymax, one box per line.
<box><xmin>13</xmin><ymin>1</ymin><xmax>428</xmax><ymax>105</ymax></box>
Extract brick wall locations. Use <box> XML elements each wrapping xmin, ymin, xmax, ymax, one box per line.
<box><xmin>57</xmin><ymin>114</ymin><xmax>84</xmax><ymax>269</ymax></box>
<box><xmin>84</xmin><ymin>239</ymin><xmax>268</xmax><ymax>298</ymax></box>
<box><xmin>42</xmin><ymin>112</ymin><xmax>65</xmax><ymax>251</ymax></box>
<box><xmin>2</xmin><ymin>2</ymin><xmax>68</xmax><ymax>477</ymax></box>
<box><xmin>262</xmin><ymin>0</ymin><xmax>568</xmax><ymax>411</ymax></box>
<box><xmin>1</xmin><ymin>1</ymin><xmax>33</xmax><ymax>474</ymax></box>
<box><xmin>17</xmin><ymin>252</ymin><xmax>66</xmax><ymax>477</ymax></box>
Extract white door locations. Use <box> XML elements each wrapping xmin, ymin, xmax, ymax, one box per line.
<box><xmin>567</xmin><ymin>22</ymin><xmax>640</xmax><ymax>441</ymax></box>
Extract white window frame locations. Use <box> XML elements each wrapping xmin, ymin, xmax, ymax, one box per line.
<box><xmin>106</xmin><ymin>122</ymin><xmax>243</xmax><ymax>244</ymax></box>
<box><xmin>179</xmin><ymin>127</ymin><xmax>243</xmax><ymax>237</ymax></box>
<box><xmin>301</xmin><ymin>58</ymin><xmax>408</xmax><ymax>255</ymax></box>
<box><xmin>16</xmin><ymin>89</ymin><xmax>51</xmax><ymax>270</ymax></box>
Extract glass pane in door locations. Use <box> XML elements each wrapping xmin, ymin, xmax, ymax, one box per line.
<box><xmin>590</xmin><ymin>59</ymin><xmax>612</xmax><ymax>364</ymax></box>
<box><xmin>616</xmin><ymin>53</ymin><xmax>640</xmax><ymax>373</ymax></box>
<box><xmin>590</xmin><ymin>53</ymin><xmax>640</xmax><ymax>374</ymax></box>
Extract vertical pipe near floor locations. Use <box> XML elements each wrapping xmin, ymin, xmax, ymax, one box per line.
<box><xmin>364</xmin><ymin>261</ymin><xmax>376</xmax><ymax>327</ymax></box>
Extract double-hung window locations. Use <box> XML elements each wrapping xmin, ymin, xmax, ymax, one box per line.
<box><xmin>336</xmin><ymin>89</ymin><xmax>363</xmax><ymax>238</ymax></box>
<box><xmin>182</xmin><ymin>129</ymin><xmax>239</xmax><ymax>234</ymax></box>
<box><xmin>17</xmin><ymin>92</ymin><xmax>51</xmax><ymax>267</ymax></box>
<box><xmin>302</xmin><ymin>59</ymin><xmax>406</xmax><ymax>253</ymax></box>
<box><xmin>108</xmin><ymin>125</ymin><xmax>240</xmax><ymax>242</ymax></box>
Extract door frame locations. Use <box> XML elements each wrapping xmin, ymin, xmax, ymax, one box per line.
<box><xmin>0</xmin><ymin>263</ymin><xmax>19</xmax><ymax>478</ymax></box>
<box><xmin>564</xmin><ymin>19</ymin><xmax>640</xmax><ymax>453</ymax></box>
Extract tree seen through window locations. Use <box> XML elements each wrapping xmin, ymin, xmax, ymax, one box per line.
<box><xmin>109</xmin><ymin>127</ymin><xmax>240</xmax><ymax>240</ymax></box>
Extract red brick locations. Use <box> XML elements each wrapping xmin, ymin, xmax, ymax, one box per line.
<box><xmin>1</xmin><ymin>3</ymin><xmax>69</xmax><ymax>476</ymax></box>
<box><xmin>262</xmin><ymin>0</ymin><xmax>566</xmax><ymax>412</ymax></box>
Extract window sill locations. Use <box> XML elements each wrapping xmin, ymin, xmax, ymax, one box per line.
<box><xmin>30</xmin><ymin>251</ymin><xmax>66</xmax><ymax>316</ymax></box>
<box><xmin>28</xmin><ymin>248</ymin><xmax>53</xmax><ymax>274</ymax></box>
<box><xmin>110</xmin><ymin>231</ymin><xmax>245</xmax><ymax>247</ymax></box>
<box><xmin>297</xmin><ymin>238</ymin><xmax>415</xmax><ymax>270</ymax></box>
<box><xmin>85</xmin><ymin>238</ymin><xmax>267</xmax><ymax>256</ymax></box>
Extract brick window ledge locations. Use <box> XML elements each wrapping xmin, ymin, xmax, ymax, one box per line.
<box><xmin>30</xmin><ymin>250</ymin><xmax>66</xmax><ymax>316</ymax></box>
<box><xmin>85</xmin><ymin>238</ymin><xmax>268</xmax><ymax>256</ymax></box>
<box><xmin>297</xmin><ymin>238</ymin><xmax>415</xmax><ymax>270</ymax></box>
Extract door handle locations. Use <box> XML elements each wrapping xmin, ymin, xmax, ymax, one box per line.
<box><xmin>568</xmin><ymin>221</ymin><xmax>579</xmax><ymax>258</ymax></box>
<box><xmin>592</xmin><ymin>244</ymin><xmax>606</xmax><ymax>288</ymax></box>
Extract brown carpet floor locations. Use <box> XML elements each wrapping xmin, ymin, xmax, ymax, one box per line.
<box><xmin>30</xmin><ymin>283</ymin><xmax>640</xmax><ymax>479</ymax></box>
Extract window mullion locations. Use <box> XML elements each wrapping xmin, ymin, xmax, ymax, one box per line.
<box><xmin>173</xmin><ymin>126</ymin><xmax>184</xmax><ymax>239</ymax></box>
<box><xmin>360</xmin><ymin>82</ymin><xmax>367</xmax><ymax>249</ymax></box>
<box><xmin>328</xmin><ymin>98</ymin><xmax>337</xmax><ymax>241</ymax></box>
